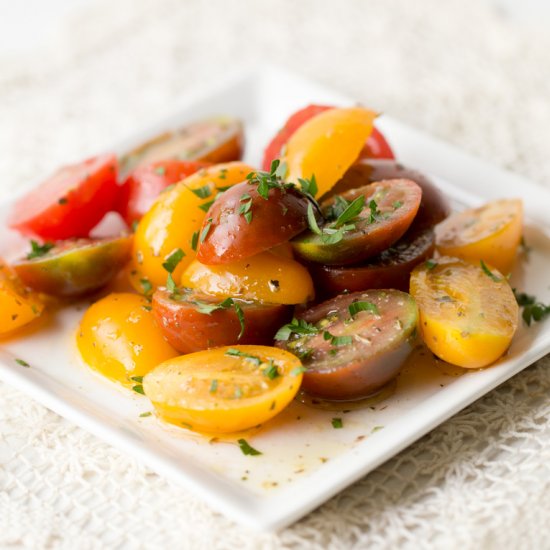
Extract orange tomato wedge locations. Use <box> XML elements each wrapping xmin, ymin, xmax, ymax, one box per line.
<box><xmin>284</xmin><ymin>107</ymin><xmax>376</xmax><ymax>198</ymax></box>
<box><xmin>143</xmin><ymin>345</ymin><xmax>303</xmax><ymax>433</ymax></box>
<box><xmin>435</xmin><ymin>199</ymin><xmax>523</xmax><ymax>274</ymax></box>
<box><xmin>0</xmin><ymin>261</ymin><xmax>43</xmax><ymax>335</ymax></box>
<box><xmin>410</xmin><ymin>257</ymin><xmax>518</xmax><ymax>368</ymax></box>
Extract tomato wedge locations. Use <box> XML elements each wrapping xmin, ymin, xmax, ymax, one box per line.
<box><xmin>152</xmin><ymin>288</ymin><xmax>291</xmax><ymax>353</ymax></box>
<box><xmin>276</xmin><ymin>290</ymin><xmax>418</xmax><ymax>400</ymax></box>
<box><xmin>292</xmin><ymin>179</ymin><xmax>422</xmax><ymax>265</ymax></box>
<box><xmin>410</xmin><ymin>257</ymin><xmax>518</xmax><ymax>368</ymax></box>
<box><xmin>435</xmin><ymin>199</ymin><xmax>523</xmax><ymax>274</ymax></box>
<box><xmin>196</xmin><ymin>179</ymin><xmax>316</xmax><ymax>265</ymax></box>
<box><xmin>120</xmin><ymin>117</ymin><xmax>244</xmax><ymax>176</ymax></box>
<box><xmin>0</xmin><ymin>261</ymin><xmax>44</xmax><ymax>335</ymax></box>
<box><xmin>13</xmin><ymin>236</ymin><xmax>132</xmax><ymax>297</ymax></box>
<box><xmin>143</xmin><ymin>346</ymin><xmax>304</xmax><ymax>433</ymax></box>
<box><xmin>309</xmin><ymin>226</ymin><xmax>435</xmax><ymax>297</ymax></box>
<box><xmin>262</xmin><ymin>104</ymin><xmax>394</xmax><ymax>171</ymax></box>
<box><xmin>9</xmin><ymin>154</ymin><xmax>119</xmax><ymax>240</ymax></box>
<box><xmin>117</xmin><ymin>159</ymin><xmax>210</xmax><ymax>226</ymax></box>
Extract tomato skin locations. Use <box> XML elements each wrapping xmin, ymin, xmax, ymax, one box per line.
<box><xmin>309</xmin><ymin>226</ymin><xmax>435</xmax><ymax>298</ymax></box>
<box><xmin>435</xmin><ymin>199</ymin><xmax>522</xmax><ymax>274</ymax></box>
<box><xmin>152</xmin><ymin>289</ymin><xmax>291</xmax><ymax>353</ymax></box>
<box><xmin>143</xmin><ymin>345</ymin><xmax>303</xmax><ymax>433</ymax></box>
<box><xmin>77</xmin><ymin>293</ymin><xmax>178</xmax><ymax>387</ymax></box>
<box><xmin>120</xmin><ymin>117</ymin><xmax>244</xmax><ymax>176</ymax></box>
<box><xmin>276</xmin><ymin>290</ymin><xmax>418</xmax><ymax>400</ymax></box>
<box><xmin>13</xmin><ymin>236</ymin><xmax>132</xmax><ymax>298</ymax></box>
<box><xmin>130</xmin><ymin>162</ymin><xmax>254</xmax><ymax>290</ymax></box>
<box><xmin>329</xmin><ymin>159</ymin><xmax>451</xmax><ymax>228</ymax></box>
<box><xmin>292</xmin><ymin>179</ymin><xmax>422</xmax><ymax>265</ymax></box>
<box><xmin>410</xmin><ymin>257</ymin><xmax>519</xmax><ymax>368</ymax></box>
<box><xmin>0</xmin><ymin>262</ymin><xmax>44</xmax><ymax>335</ymax></box>
<box><xmin>9</xmin><ymin>154</ymin><xmax>119</xmax><ymax>240</ymax></box>
<box><xmin>196</xmin><ymin>181</ymin><xmax>315</xmax><ymax>265</ymax></box>
<box><xmin>182</xmin><ymin>251</ymin><xmax>314</xmax><ymax>305</ymax></box>
<box><xmin>262</xmin><ymin>105</ymin><xmax>394</xmax><ymax>171</ymax></box>
<box><xmin>117</xmin><ymin>160</ymin><xmax>210</xmax><ymax>226</ymax></box>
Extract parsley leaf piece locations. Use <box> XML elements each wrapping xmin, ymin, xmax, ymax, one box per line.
<box><xmin>199</xmin><ymin>199</ymin><xmax>216</xmax><ymax>212</ymax></box>
<box><xmin>139</xmin><ymin>411</ymin><xmax>152</xmax><ymax>417</ymax></box>
<box><xmin>331</xmin><ymin>418</ymin><xmax>343</xmax><ymax>429</ymax></box>
<box><xmin>275</xmin><ymin>318</ymin><xmax>319</xmax><ymax>340</ymax></box>
<box><xmin>191</xmin><ymin>185</ymin><xmax>212</xmax><ymax>199</ymax></box>
<box><xmin>262</xmin><ymin>361</ymin><xmax>279</xmax><ymax>380</ymax></box>
<box><xmin>425</xmin><ymin>259</ymin><xmax>438</xmax><ymax>270</ymax></box>
<box><xmin>480</xmin><ymin>260</ymin><xmax>501</xmax><ymax>282</ymax></box>
<box><xmin>225</xmin><ymin>348</ymin><xmax>260</xmax><ymax>365</ymax></box>
<box><xmin>200</xmin><ymin>218</ymin><xmax>213</xmax><ymax>243</ymax></box>
<box><xmin>366</xmin><ymin>199</ymin><xmax>382</xmax><ymax>224</ymax></box>
<box><xmin>349</xmin><ymin>301</ymin><xmax>379</xmax><ymax>317</ymax></box>
<box><xmin>27</xmin><ymin>240</ymin><xmax>54</xmax><ymax>260</ymax></box>
<box><xmin>140</xmin><ymin>278</ymin><xmax>153</xmax><ymax>295</ymax></box>
<box><xmin>162</xmin><ymin>248</ymin><xmax>185</xmax><ymax>273</ymax></box>
<box><xmin>132</xmin><ymin>385</ymin><xmax>145</xmax><ymax>395</ymax></box>
<box><xmin>166</xmin><ymin>273</ymin><xmax>177</xmax><ymax>293</ymax></box>
<box><xmin>298</xmin><ymin>174</ymin><xmax>318</xmax><ymax>197</ymax></box>
<box><xmin>237</xmin><ymin>438</ymin><xmax>262</xmax><ymax>456</ymax></box>
<box><xmin>393</xmin><ymin>200</ymin><xmax>403</xmax><ymax>209</ymax></box>
<box><xmin>291</xmin><ymin>366</ymin><xmax>307</xmax><ymax>376</ymax></box>
<box><xmin>513</xmin><ymin>289</ymin><xmax>550</xmax><ymax>326</ymax></box>
<box><xmin>307</xmin><ymin>203</ymin><xmax>322</xmax><ymax>235</ymax></box>
<box><xmin>190</xmin><ymin>231</ymin><xmax>199</xmax><ymax>252</ymax></box>
<box><xmin>130</xmin><ymin>376</ymin><xmax>144</xmax><ymax>383</ymax></box>
<box><xmin>210</xmin><ymin>379</ymin><xmax>218</xmax><ymax>393</ymax></box>
<box><xmin>331</xmin><ymin>335</ymin><xmax>353</xmax><ymax>346</ymax></box>
<box><xmin>333</xmin><ymin>195</ymin><xmax>365</xmax><ymax>228</ymax></box>
<box><xmin>15</xmin><ymin>358</ymin><xmax>30</xmax><ymax>368</ymax></box>
<box><xmin>234</xmin><ymin>302</ymin><xmax>246</xmax><ymax>339</ymax></box>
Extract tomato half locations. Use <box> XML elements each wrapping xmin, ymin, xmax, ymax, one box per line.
<box><xmin>77</xmin><ymin>293</ymin><xmax>178</xmax><ymax>387</ymax></box>
<box><xmin>182</xmin><ymin>250</ymin><xmax>314</xmax><ymax>305</ymax></box>
<box><xmin>196</xmin><ymin>180</ymin><xmax>316</xmax><ymax>265</ymax></box>
<box><xmin>9</xmin><ymin>154</ymin><xmax>119</xmax><ymax>240</ymax></box>
<box><xmin>13</xmin><ymin>236</ymin><xmax>132</xmax><ymax>298</ymax></box>
<box><xmin>309</xmin><ymin>226</ymin><xmax>435</xmax><ymax>298</ymax></box>
<box><xmin>130</xmin><ymin>162</ymin><xmax>254</xmax><ymax>291</ymax></box>
<box><xmin>0</xmin><ymin>261</ymin><xmax>44</xmax><ymax>335</ymax></box>
<box><xmin>292</xmin><ymin>179</ymin><xmax>422</xmax><ymax>265</ymax></box>
<box><xmin>410</xmin><ymin>257</ymin><xmax>518</xmax><ymax>368</ymax></box>
<box><xmin>152</xmin><ymin>288</ymin><xmax>291</xmax><ymax>353</ymax></box>
<box><xmin>435</xmin><ymin>199</ymin><xmax>523</xmax><ymax>274</ymax></box>
<box><xmin>143</xmin><ymin>345</ymin><xmax>303</xmax><ymax>433</ymax></box>
<box><xmin>120</xmin><ymin>117</ymin><xmax>244</xmax><ymax>176</ymax></box>
<box><xmin>262</xmin><ymin>104</ymin><xmax>394</xmax><ymax>171</ymax></box>
<box><xmin>117</xmin><ymin>159</ymin><xmax>210</xmax><ymax>226</ymax></box>
<box><xmin>276</xmin><ymin>290</ymin><xmax>418</xmax><ymax>400</ymax></box>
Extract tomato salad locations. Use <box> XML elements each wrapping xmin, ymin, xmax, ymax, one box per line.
<box><xmin>1</xmin><ymin>106</ymin><xmax>535</xmax><ymax>436</ymax></box>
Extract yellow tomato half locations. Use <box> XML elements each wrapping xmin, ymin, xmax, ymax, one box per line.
<box><xmin>0</xmin><ymin>261</ymin><xmax>43</xmax><ymax>335</ymax></box>
<box><xmin>130</xmin><ymin>162</ymin><xmax>254</xmax><ymax>291</ymax></box>
<box><xmin>435</xmin><ymin>199</ymin><xmax>523</xmax><ymax>274</ymax></box>
<box><xmin>143</xmin><ymin>345</ymin><xmax>303</xmax><ymax>433</ymax></box>
<box><xmin>181</xmin><ymin>250</ymin><xmax>314</xmax><ymax>304</ymax></box>
<box><xmin>77</xmin><ymin>293</ymin><xmax>178</xmax><ymax>387</ymax></box>
<box><xmin>410</xmin><ymin>257</ymin><xmax>518</xmax><ymax>368</ymax></box>
<box><xmin>284</xmin><ymin>107</ymin><xmax>376</xmax><ymax>198</ymax></box>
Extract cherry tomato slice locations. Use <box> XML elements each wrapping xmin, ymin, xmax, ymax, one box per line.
<box><xmin>276</xmin><ymin>289</ymin><xmax>418</xmax><ymax>400</ymax></box>
<box><xmin>13</xmin><ymin>236</ymin><xmax>133</xmax><ymax>297</ymax></box>
<box><xmin>117</xmin><ymin>159</ymin><xmax>210</xmax><ymax>226</ymax></box>
<box><xmin>329</xmin><ymin>159</ymin><xmax>450</xmax><ymax>228</ymax></box>
<box><xmin>410</xmin><ymin>257</ymin><xmax>518</xmax><ymax>368</ymax></box>
<box><xmin>152</xmin><ymin>288</ymin><xmax>291</xmax><ymax>353</ymax></box>
<box><xmin>292</xmin><ymin>179</ymin><xmax>422</xmax><ymax>265</ymax></box>
<box><xmin>143</xmin><ymin>345</ymin><xmax>303</xmax><ymax>433</ymax></box>
<box><xmin>120</xmin><ymin>117</ymin><xmax>244</xmax><ymax>176</ymax></box>
<box><xmin>196</xmin><ymin>180</ymin><xmax>316</xmax><ymax>265</ymax></box>
<box><xmin>309</xmin><ymin>226</ymin><xmax>435</xmax><ymax>298</ymax></box>
<box><xmin>0</xmin><ymin>261</ymin><xmax>44</xmax><ymax>335</ymax></box>
<box><xmin>182</xmin><ymin>251</ymin><xmax>314</xmax><ymax>305</ymax></box>
<box><xmin>262</xmin><ymin>105</ymin><xmax>394</xmax><ymax>171</ymax></box>
<box><xmin>435</xmin><ymin>199</ymin><xmax>523</xmax><ymax>274</ymax></box>
<box><xmin>9</xmin><ymin>154</ymin><xmax>119</xmax><ymax>240</ymax></box>
<box><xmin>77</xmin><ymin>293</ymin><xmax>178</xmax><ymax>387</ymax></box>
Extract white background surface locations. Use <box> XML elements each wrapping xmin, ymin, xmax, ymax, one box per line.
<box><xmin>0</xmin><ymin>1</ymin><xmax>550</xmax><ymax>549</ymax></box>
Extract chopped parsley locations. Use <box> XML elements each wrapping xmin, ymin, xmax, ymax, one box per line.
<box><xmin>291</xmin><ymin>366</ymin><xmax>307</xmax><ymax>376</ymax></box>
<box><xmin>132</xmin><ymin>385</ymin><xmax>145</xmax><ymax>395</ymax></box>
<box><xmin>154</xmin><ymin>166</ymin><xmax>166</xmax><ymax>176</ymax></box>
<box><xmin>513</xmin><ymin>289</ymin><xmax>550</xmax><ymax>326</ymax></box>
<box><xmin>297</xmin><ymin>174</ymin><xmax>318</xmax><ymax>197</ymax></box>
<box><xmin>237</xmin><ymin>438</ymin><xmax>262</xmax><ymax>456</ymax></box>
<box><xmin>210</xmin><ymin>379</ymin><xmax>218</xmax><ymax>393</ymax></box>
<box><xmin>200</xmin><ymin>218</ymin><xmax>213</xmax><ymax>243</ymax></box>
<box><xmin>393</xmin><ymin>200</ymin><xmax>403</xmax><ymax>209</ymax></box>
<box><xmin>190</xmin><ymin>185</ymin><xmax>212</xmax><ymax>199</ymax></box>
<box><xmin>27</xmin><ymin>240</ymin><xmax>54</xmax><ymax>260</ymax></box>
<box><xmin>323</xmin><ymin>332</ymin><xmax>353</xmax><ymax>347</ymax></box>
<box><xmin>262</xmin><ymin>361</ymin><xmax>279</xmax><ymax>380</ymax></box>
<box><xmin>333</xmin><ymin>195</ymin><xmax>365</xmax><ymax>228</ymax></box>
<box><xmin>238</xmin><ymin>193</ymin><xmax>253</xmax><ymax>224</ymax></box>
<box><xmin>365</xmin><ymin>199</ymin><xmax>382</xmax><ymax>224</ymax></box>
<box><xmin>58</xmin><ymin>197</ymin><xmax>68</xmax><ymax>205</ymax></box>
<box><xmin>245</xmin><ymin>159</ymin><xmax>294</xmax><ymax>200</ymax></box>
<box><xmin>193</xmin><ymin>298</ymin><xmax>245</xmax><ymax>338</ymax></box>
<box><xmin>139</xmin><ymin>411</ymin><xmax>152</xmax><ymax>418</ymax></box>
<box><xmin>225</xmin><ymin>348</ymin><xmax>261</xmax><ymax>365</ymax></box>
<box><xmin>130</xmin><ymin>376</ymin><xmax>144</xmax><ymax>383</ymax></box>
<box><xmin>480</xmin><ymin>260</ymin><xmax>502</xmax><ymax>282</ymax></box>
<box><xmin>199</xmin><ymin>199</ymin><xmax>216</xmax><ymax>213</ymax></box>
<box><xmin>162</xmin><ymin>248</ymin><xmax>185</xmax><ymax>273</ymax></box>
<box><xmin>190</xmin><ymin>231</ymin><xmax>199</xmax><ymax>252</ymax></box>
<box><xmin>331</xmin><ymin>418</ymin><xmax>343</xmax><ymax>429</ymax></box>
<box><xmin>349</xmin><ymin>301</ymin><xmax>379</xmax><ymax>317</ymax></box>
<box><xmin>15</xmin><ymin>358</ymin><xmax>30</xmax><ymax>368</ymax></box>
<box><xmin>140</xmin><ymin>278</ymin><xmax>153</xmax><ymax>295</ymax></box>
<box><xmin>166</xmin><ymin>273</ymin><xmax>177</xmax><ymax>293</ymax></box>
<box><xmin>425</xmin><ymin>259</ymin><xmax>438</xmax><ymax>270</ymax></box>
<box><xmin>275</xmin><ymin>318</ymin><xmax>319</xmax><ymax>341</ymax></box>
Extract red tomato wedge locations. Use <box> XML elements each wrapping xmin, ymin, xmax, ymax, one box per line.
<box><xmin>9</xmin><ymin>154</ymin><xmax>119</xmax><ymax>240</ymax></box>
<box><xmin>117</xmin><ymin>159</ymin><xmax>210</xmax><ymax>226</ymax></box>
<box><xmin>261</xmin><ymin>104</ymin><xmax>394</xmax><ymax>171</ymax></box>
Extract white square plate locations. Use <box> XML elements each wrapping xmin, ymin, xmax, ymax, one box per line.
<box><xmin>1</xmin><ymin>67</ymin><xmax>549</xmax><ymax>531</ymax></box>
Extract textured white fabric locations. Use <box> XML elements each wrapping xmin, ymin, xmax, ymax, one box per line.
<box><xmin>1</xmin><ymin>0</ymin><xmax>550</xmax><ymax>548</ymax></box>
